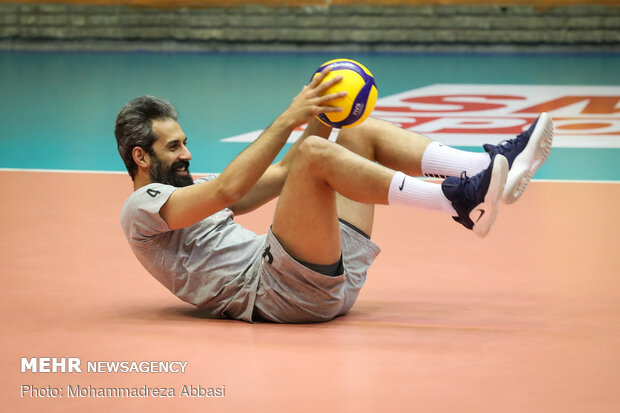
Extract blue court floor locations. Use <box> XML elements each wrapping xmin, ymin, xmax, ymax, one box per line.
<box><xmin>0</xmin><ymin>51</ymin><xmax>618</xmax><ymax>180</ymax></box>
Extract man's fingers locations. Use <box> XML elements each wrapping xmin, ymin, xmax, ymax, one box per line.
<box><xmin>311</xmin><ymin>91</ymin><xmax>347</xmax><ymax>115</ymax></box>
<box><xmin>288</xmin><ymin>67</ymin><xmax>347</xmax><ymax>123</ymax></box>
<box><xmin>318</xmin><ymin>105</ymin><xmax>344</xmax><ymax>113</ymax></box>
<box><xmin>308</xmin><ymin>66</ymin><xmax>332</xmax><ymax>88</ymax></box>
<box><xmin>314</xmin><ymin>74</ymin><xmax>343</xmax><ymax>95</ymax></box>
<box><xmin>317</xmin><ymin>90</ymin><xmax>347</xmax><ymax>103</ymax></box>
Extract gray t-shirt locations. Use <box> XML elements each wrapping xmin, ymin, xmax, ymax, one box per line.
<box><xmin>120</xmin><ymin>176</ymin><xmax>266</xmax><ymax>321</ymax></box>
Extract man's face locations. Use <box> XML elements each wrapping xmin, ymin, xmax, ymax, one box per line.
<box><xmin>148</xmin><ymin>118</ymin><xmax>194</xmax><ymax>187</ymax></box>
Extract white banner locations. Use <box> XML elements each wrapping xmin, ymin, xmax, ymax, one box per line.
<box><xmin>222</xmin><ymin>84</ymin><xmax>620</xmax><ymax>148</ymax></box>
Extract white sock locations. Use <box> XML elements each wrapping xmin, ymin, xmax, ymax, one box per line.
<box><xmin>388</xmin><ymin>171</ymin><xmax>456</xmax><ymax>215</ymax></box>
<box><xmin>421</xmin><ymin>141</ymin><xmax>491</xmax><ymax>178</ymax></box>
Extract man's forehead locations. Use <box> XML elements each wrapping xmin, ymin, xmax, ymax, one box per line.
<box><xmin>152</xmin><ymin>118</ymin><xmax>185</xmax><ymax>143</ymax></box>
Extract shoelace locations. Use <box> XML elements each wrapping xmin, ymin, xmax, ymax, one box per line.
<box><xmin>495</xmin><ymin>131</ymin><xmax>527</xmax><ymax>155</ymax></box>
<box><xmin>454</xmin><ymin>170</ymin><xmax>480</xmax><ymax>203</ymax></box>
<box><xmin>496</xmin><ymin>139</ymin><xmax>515</xmax><ymax>153</ymax></box>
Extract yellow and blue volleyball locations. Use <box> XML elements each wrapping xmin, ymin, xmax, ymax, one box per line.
<box><xmin>312</xmin><ymin>58</ymin><xmax>378</xmax><ymax>129</ymax></box>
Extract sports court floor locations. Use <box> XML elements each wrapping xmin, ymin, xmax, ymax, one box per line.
<box><xmin>1</xmin><ymin>51</ymin><xmax>619</xmax><ymax>412</ymax></box>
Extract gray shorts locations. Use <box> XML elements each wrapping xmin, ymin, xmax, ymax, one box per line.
<box><xmin>252</xmin><ymin>221</ymin><xmax>381</xmax><ymax>323</ymax></box>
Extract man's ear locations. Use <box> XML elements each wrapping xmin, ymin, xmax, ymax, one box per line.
<box><xmin>132</xmin><ymin>147</ymin><xmax>150</xmax><ymax>170</ymax></box>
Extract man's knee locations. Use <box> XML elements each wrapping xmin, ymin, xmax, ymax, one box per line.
<box><xmin>295</xmin><ymin>135</ymin><xmax>336</xmax><ymax>173</ymax></box>
<box><xmin>334</xmin><ymin>127</ymin><xmax>356</xmax><ymax>150</ymax></box>
<box><xmin>335</xmin><ymin>119</ymin><xmax>378</xmax><ymax>159</ymax></box>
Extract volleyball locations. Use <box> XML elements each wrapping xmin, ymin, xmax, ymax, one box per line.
<box><xmin>312</xmin><ymin>58</ymin><xmax>378</xmax><ymax>129</ymax></box>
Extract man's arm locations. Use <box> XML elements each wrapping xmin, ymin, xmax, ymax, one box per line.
<box><xmin>228</xmin><ymin>117</ymin><xmax>332</xmax><ymax>215</ymax></box>
<box><xmin>159</xmin><ymin>69</ymin><xmax>344</xmax><ymax>230</ymax></box>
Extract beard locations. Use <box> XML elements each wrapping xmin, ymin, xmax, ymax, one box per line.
<box><xmin>149</xmin><ymin>153</ymin><xmax>194</xmax><ymax>187</ymax></box>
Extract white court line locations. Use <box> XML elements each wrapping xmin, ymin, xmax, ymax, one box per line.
<box><xmin>532</xmin><ymin>178</ymin><xmax>620</xmax><ymax>184</ymax></box>
<box><xmin>1</xmin><ymin>168</ymin><xmax>618</xmax><ymax>184</ymax></box>
<box><xmin>0</xmin><ymin>168</ymin><xmax>216</xmax><ymax>176</ymax></box>
<box><xmin>0</xmin><ymin>168</ymin><xmax>127</xmax><ymax>175</ymax></box>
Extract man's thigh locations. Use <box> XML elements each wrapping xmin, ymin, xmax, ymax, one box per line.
<box><xmin>271</xmin><ymin>142</ymin><xmax>343</xmax><ymax>266</ymax></box>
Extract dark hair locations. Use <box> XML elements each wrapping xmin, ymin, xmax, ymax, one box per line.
<box><xmin>114</xmin><ymin>95</ymin><xmax>178</xmax><ymax>179</ymax></box>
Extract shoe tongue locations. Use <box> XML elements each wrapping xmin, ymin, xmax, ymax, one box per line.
<box><xmin>483</xmin><ymin>143</ymin><xmax>496</xmax><ymax>154</ymax></box>
<box><xmin>441</xmin><ymin>176</ymin><xmax>462</xmax><ymax>199</ymax></box>
<box><xmin>441</xmin><ymin>175</ymin><xmax>476</xmax><ymax>203</ymax></box>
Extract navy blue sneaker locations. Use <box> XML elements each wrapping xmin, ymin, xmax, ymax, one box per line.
<box><xmin>483</xmin><ymin>113</ymin><xmax>554</xmax><ymax>204</ymax></box>
<box><xmin>442</xmin><ymin>154</ymin><xmax>508</xmax><ymax>238</ymax></box>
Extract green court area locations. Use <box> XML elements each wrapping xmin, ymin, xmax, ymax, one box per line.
<box><xmin>1</xmin><ymin>51</ymin><xmax>618</xmax><ymax>180</ymax></box>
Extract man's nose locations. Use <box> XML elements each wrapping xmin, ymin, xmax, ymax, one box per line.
<box><xmin>180</xmin><ymin>145</ymin><xmax>192</xmax><ymax>160</ymax></box>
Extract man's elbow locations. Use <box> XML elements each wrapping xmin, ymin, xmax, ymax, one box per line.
<box><xmin>215</xmin><ymin>183</ymin><xmax>244</xmax><ymax>208</ymax></box>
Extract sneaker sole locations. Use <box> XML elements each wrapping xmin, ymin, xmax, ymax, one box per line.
<box><xmin>471</xmin><ymin>155</ymin><xmax>508</xmax><ymax>238</ymax></box>
<box><xmin>503</xmin><ymin>112</ymin><xmax>555</xmax><ymax>204</ymax></box>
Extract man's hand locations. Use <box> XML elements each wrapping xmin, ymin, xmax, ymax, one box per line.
<box><xmin>160</xmin><ymin>68</ymin><xmax>347</xmax><ymax>229</ymax></box>
<box><xmin>279</xmin><ymin>67</ymin><xmax>347</xmax><ymax>130</ymax></box>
